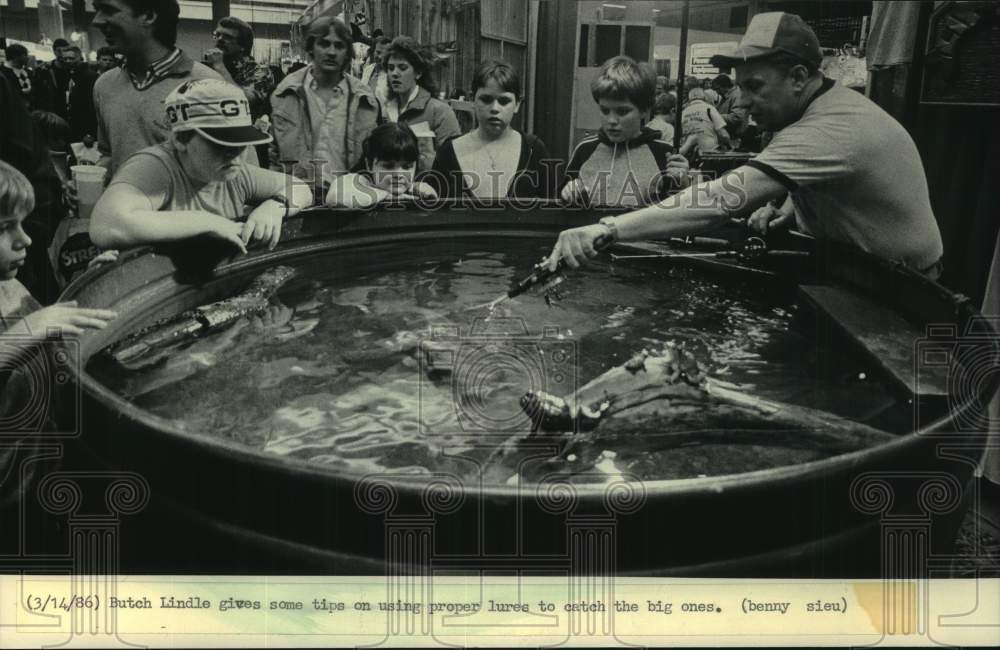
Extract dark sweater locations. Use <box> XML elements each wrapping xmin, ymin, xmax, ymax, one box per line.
<box><xmin>565</xmin><ymin>126</ymin><xmax>682</xmax><ymax>206</ymax></box>
<box><xmin>428</xmin><ymin>132</ymin><xmax>558</xmax><ymax>199</ymax></box>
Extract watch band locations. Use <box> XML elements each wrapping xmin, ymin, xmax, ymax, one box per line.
<box><xmin>267</xmin><ymin>194</ymin><xmax>290</xmax><ymax>218</ymax></box>
<box><xmin>598</xmin><ymin>216</ymin><xmax>619</xmax><ymax>243</ymax></box>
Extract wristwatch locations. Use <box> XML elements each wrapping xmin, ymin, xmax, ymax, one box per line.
<box><xmin>598</xmin><ymin>216</ymin><xmax>619</xmax><ymax>243</ymax></box>
<box><xmin>267</xmin><ymin>194</ymin><xmax>290</xmax><ymax>218</ymax></box>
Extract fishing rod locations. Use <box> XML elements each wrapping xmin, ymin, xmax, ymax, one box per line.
<box><xmin>473</xmin><ymin>233</ymin><xmax>616</xmax><ymax>312</ymax></box>
<box><xmin>609</xmin><ymin>237</ymin><xmax>810</xmax><ymax>262</ymax></box>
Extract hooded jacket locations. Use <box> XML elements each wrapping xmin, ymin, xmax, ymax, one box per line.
<box><xmin>565</xmin><ymin>126</ymin><xmax>683</xmax><ymax>207</ymax></box>
<box><xmin>270</xmin><ymin>67</ymin><xmax>380</xmax><ymax>188</ymax></box>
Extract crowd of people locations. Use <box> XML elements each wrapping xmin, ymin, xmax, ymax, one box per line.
<box><xmin>2</xmin><ymin>6</ymin><xmax>945</xmax><ymax>409</ymax></box>
<box><xmin>0</xmin><ymin>0</ymin><xmax>703</xmax><ymax>310</ymax></box>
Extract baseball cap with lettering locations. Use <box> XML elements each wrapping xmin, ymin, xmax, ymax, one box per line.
<box><xmin>709</xmin><ymin>12</ymin><xmax>822</xmax><ymax>69</ymax></box>
<box><xmin>164</xmin><ymin>78</ymin><xmax>271</xmax><ymax>146</ymax></box>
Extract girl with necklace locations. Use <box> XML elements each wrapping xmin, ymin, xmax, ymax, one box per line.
<box><xmin>429</xmin><ymin>60</ymin><xmax>556</xmax><ymax>200</ymax></box>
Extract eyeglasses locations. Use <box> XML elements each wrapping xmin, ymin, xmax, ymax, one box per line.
<box><xmin>212</xmin><ymin>31</ymin><xmax>237</xmax><ymax>41</ymax></box>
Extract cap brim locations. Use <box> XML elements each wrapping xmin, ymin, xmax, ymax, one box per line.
<box><xmin>195</xmin><ymin>126</ymin><xmax>272</xmax><ymax>147</ymax></box>
<box><xmin>708</xmin><ymin>44</ymin><xmax>780</xmax><ymax>68</ymax></box>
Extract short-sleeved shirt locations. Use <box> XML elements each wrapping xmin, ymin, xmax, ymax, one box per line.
<box><xmin>110</xmin><ymin>142</ymin><xmax>286</xmax><ymax>217</ymax></box>
<box><xmin>746</xmin><ymin>79</ymin><xmax>943</xmax><ymax>271</ymax></box>
<box><xmin>646</xmin><ymin>117</ymin><xmax>675</xmax><ymax>143</ymax></box>
<box><xmin>0</xmin><ymin>279</ymin><xmax>39</xmax><ymax>334</ymax></box>
<box><xmin>681</xmin><ymin>99</ymin><xmax>728</xmax><ymax>153</ymax></box>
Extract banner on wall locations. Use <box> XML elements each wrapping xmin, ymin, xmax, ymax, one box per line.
<box><xmin>689</xmin><ymin>42</ymin><xmax>738</xmax><ymax>79</ymax></box>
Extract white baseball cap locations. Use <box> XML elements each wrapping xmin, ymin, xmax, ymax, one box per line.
<box><xmin>709</xmin><ymin>12</ymin><xmax>822</xmax><ymax>69</ymax></box>
<box><xmin>164</xmin><ymin>78</ymin><xmax>271</xmax><ymax>147</ymax></box>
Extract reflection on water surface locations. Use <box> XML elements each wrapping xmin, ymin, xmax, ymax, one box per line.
<box><xmin>89</xmin><ymin>239</ymin><xmax>897</xmax><ymax>484</ymax></box>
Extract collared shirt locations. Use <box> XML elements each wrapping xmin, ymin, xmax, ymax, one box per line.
<box><xmin>127</xmin><ymin>48</ymin><xmax>182</xmax><ymax>91</ymax></box>
<box><xmin>4</xmin><ymin>62</ymin><xmax>31</xmax><ymax>97</ymax></box>
<box><xmin>303</xmin><ymin>68</ymin><xmax>350</xmax><ymax>183</ymax></box>
<box><xmin>224</xmin><ymin>54</ymin><xmax>275</xmax><ymax>119</ymax></box>
<box><xmin>385</xmin><ymin>85</ymin><xmax>420</xmax><ymax>123</ymax></box>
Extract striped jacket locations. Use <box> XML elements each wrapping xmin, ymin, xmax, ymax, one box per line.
<box><xmin>565</xmin><ymin>127</ymin><xmax>684</xmax><ymax>207</ymax></box>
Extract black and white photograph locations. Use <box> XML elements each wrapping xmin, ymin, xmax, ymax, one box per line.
<box><xmin>1</xmin><ymin>0</ymin><xmax>999</xmax><ymax>646</ymax></box>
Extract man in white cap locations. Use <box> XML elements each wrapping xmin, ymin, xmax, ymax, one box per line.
<box><xmin>546</xmin><ymin>12</ymin><xmax>943</xmax><ymax>280</ymax></box>
<box><xmin>90</xmin><ymin>79</ymin><xmax>312</xmax><ymax>252</ymax></box>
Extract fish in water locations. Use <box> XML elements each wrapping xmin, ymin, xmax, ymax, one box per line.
<box><xmin>518</xmin><ymin>344</ymin><xmax>895</xmax><ymax>454</ymax></box>
<box><xmin>108</xmin><ymin>265</ymin><xmax>300</xmax><ymax>367</ymax></box>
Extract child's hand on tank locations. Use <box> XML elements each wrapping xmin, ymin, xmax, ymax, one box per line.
<box><xmin>244</xmin><ymin>201</ymin><xmax>285</xmax><ymax>250</ymax></box>
<box><xmin>87</xmin><ymin>249</ymin><xmax>119</xmax><ymax>269</ymax></box>
<box><xmin>559</xmin><ymin>179</ymin><xmax>587</xmax><ymax>205</ymax></box>
<box><xmin>19</xmin><ymin>301</ymin><xmax>117</xmax><ymax>340</ymax></box>
<box><xmin>406</xmin><ymin>181</ymin><xmax>437</xmax><ymax>200</ymax></box>
<box><xmin>205</xmin><ymin>219</ymin><xmax>248</xmax><ymax>255</ymax></box>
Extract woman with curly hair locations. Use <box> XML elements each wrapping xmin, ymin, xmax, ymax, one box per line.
<box><xmin>382</xmin><ymin>36</ymin><xmax>460</xmax><ymax>171</ymax></box>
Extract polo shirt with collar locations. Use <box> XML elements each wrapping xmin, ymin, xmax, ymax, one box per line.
<box><xmin>94</xmin><ymin>48</ymin><xmax>222</xmax><ymax>174</ymax></box>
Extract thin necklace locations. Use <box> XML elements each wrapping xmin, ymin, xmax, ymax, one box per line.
<box><xmin>483</xmin><ymin>143</ymin><xmax>499</xmax><ymax>170</ymax></box>
<box><xmin>479</xmin><ymin>131</ymin><xmax>507</xmax><ymax>170</ymax></box>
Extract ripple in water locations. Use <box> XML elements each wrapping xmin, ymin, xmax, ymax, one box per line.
<box><xmin>89</xmin><ymin>239</ymin><xmax>898</xmax><ymax>484</ymax></box>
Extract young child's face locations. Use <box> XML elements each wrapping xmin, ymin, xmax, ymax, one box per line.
<box><xmin>371</xmin><ymin>159</ymin><xmax>415</xmax><ymax>195</ymax></box>
<box><xmin>0</xmin><ymin>212</ymin><xmax>32</xmax><ymax>281</ymax></box>
<box><xmin>474</xmin><ymin>79</ymin><xmax>520</xmax><ymax>138</ymax></box>
<box><xmin>598</xmin><ymin>98</ymin><xmax>644</xmax><ymax>143</ymax></box>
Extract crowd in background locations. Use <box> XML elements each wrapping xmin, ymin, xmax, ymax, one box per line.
<box><xmin>0</xmin><ymin>7</ymin><xmax>950</xmax><ymax>499</ymax></box>
<box><xmin>0</xmin><ymin>0</ymin><xmax>766</xmax><ymax>314</ymax></box>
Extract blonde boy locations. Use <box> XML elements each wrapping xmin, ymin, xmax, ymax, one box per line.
<box><xmin>561</xmin><ymin>56</ymin><xmax>689</xmax><ymax>208</ymax></box>
<box><xmin>1</xmin><ymin>160</ymin><xmax>115</xmax><ymax>344</ymax></box>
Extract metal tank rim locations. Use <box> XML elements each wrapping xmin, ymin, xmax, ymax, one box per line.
<box><xmin>61</xmin><ymin>199</ymin><xmax>1000</xmax><ymax>503</ymax></box>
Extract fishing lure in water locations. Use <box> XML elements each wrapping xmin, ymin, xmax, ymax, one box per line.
<box><xmin>472</xmin><ymin>234</ymin><xmax>615</xmax><ymax>313</ymax></box>
<box><xmin>107</xmin><ymin>265</ymin><xmax>299</xmax><ymax>366</ymax></box>
<box><xmin>541</xmin><ymin>276</ymin><xmax>565</xmax><ymax>308</ymax></box>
